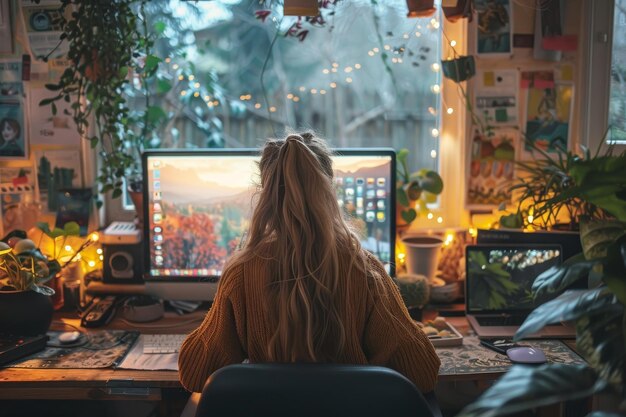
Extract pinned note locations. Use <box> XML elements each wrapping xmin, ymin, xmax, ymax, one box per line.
<box><xmin>483</xmin><ymin>71</ymin><xmax>495</xmax><ymax>87</ymax></box>
<box><xmin>560</xmin><ymin>65</ymin><xmax>573</xmax><ymax>81</ymax></box>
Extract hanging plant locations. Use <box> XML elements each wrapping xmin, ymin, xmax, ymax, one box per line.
<box><xmin>40</xmin><ymin>0</ymin><xmax>165</xmax><ymax>204</ymax></box>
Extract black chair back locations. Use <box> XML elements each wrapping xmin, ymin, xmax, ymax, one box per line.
<box><xmin>195</xmin><ymin>363</ymin><xmax>438</xmax><ymax>417</ymax></box>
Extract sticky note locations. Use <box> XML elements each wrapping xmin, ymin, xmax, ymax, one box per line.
<box><xmin>483</xmin><ymin>71</ymin><xmax>495</xmax><ymax>87</ymax></box>
<box><xmin>495</xmin><ymin>108</ymin><xmax>508</xmax><ymax>122</ymax></box>
<box><xmin>561</xmin><ymin>65</ymin><xmax>573</xmax><ymax>81</ymax></box>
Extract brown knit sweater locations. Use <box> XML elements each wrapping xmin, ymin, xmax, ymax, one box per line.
<box><xmin>178</xmin><ymin>250</ymin><xmax>440</xmax><ymax>393</ymax></box>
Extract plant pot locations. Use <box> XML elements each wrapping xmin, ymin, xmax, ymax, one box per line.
<box><xmin>0</xmin><ymin>290</ymin><xmax>53</xmax><ymax>336</ymax></box>
<box><xmin>407</xmin><ymin>306</ymin><xmax>424</xmax><ymax>321</ymax></box>
<box><xmin>401</xmin><ymin>234</ymin><xmax>443</xmax><ymax>282</ymax></box>
<box><xmin>406</xmin><ymin>0</ymin><xmax>436</xmax><ymax>17</ymax></box>
<box><xmin>284</xmin><ymin>0</ymin><xmax>319</xmax><ymax>16</ymax></box>
<box><xmin>443</xmin><ymin>0</ymin><xmax>474</xmax><ymax>22</ymax></box>
<box><xmin>441</xmin><ymin>56</ymin><xmax>476</xmax><ymax>82</ymax></box>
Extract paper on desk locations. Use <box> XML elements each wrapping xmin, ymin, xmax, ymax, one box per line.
<box><xmin>116</xmin><ymin>335</ymin><xmax>179</xmax><ymax>371</ymax></box>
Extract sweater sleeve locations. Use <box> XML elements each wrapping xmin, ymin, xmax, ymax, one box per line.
<box><xmin>363</xmin><ymin>255</ymin><xmax>440</xmax><ymax>393</ymax></box>
<box><xmin>178</xmin><ymin>264</ymin><xmax>246</xmax><ymax>392</ymax></box>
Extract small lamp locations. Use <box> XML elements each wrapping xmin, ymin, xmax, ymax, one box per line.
<box><xmin>284</xmin><ymin>0</ymin><xmax>319</xmax><ymax>16</ymax></box>
<box><xmin>406</xmin><ymin>0</ymin><xmax>436</xmax><ymax>18</ymax></box>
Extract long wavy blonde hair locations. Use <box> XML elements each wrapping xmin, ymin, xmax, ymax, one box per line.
<box><xmin>233</xmin><ymin>132</ymin><xmax>369</xmax><ymax>362</ymax></box>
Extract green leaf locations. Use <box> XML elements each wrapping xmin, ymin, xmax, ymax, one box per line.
<box><xmin>405</xmin><ymin>181</ymin><xmax>421</xmax><ymax>201</ymax></box>
<box><xmin>456</xmin><ymin>364</ymin><xmax>604</xmax><ymax>417</ymax></box>
<box><xmin>31</xmin><ymin>285</ymin><xmax>55</xmax><ymax>296</ymax></box>
<box><xmin>156</xmin><ymin>78</ymin><xmax>172</xmax><ymax>94</ymax></box>
<box><xmin>397</xmin><ymin>187</ymin><xmax>409</xmax><ymax>207</ymax></box>
<box><xmin>44</xmin><ymin>83</ymin><xmax>61</xmax><ymax>91</ymax></box>
<box><xmin>580</xmin><ymin>220</ymin><xmax>626</xmax><ymax>260</ymax></box>
<box><xmin>575</xmin><ymin>306</ymin><xmax>624</xmax><ymax>389</ymax></box>
<box><xmin>153</xmin><ymin>21</ymin><xmax>166</xmax><ymax>34</ymax></box>
<box><xmin>90</xmin><ymin>137</ymin><xmax>99</xmax><ymax>149</ymax></box>
<box><xmin>39</xmin><ymin>96</ymin><xmax>60</xmax><ymax>106</ymax></box>
<box><xmin>36</xmin><ymin>222</ymin><xmax>51</xmax><ymax>235</ymax></box>
<box><xmin>146</xmin><ymin>106</ymin><xmax>167</xmax><ymax>124</ymax></box>
<box><xmin>63</xmin><ymin>221</ymin><xmax>81</xmax><ymax>236</ymax></box>
<box><xmin>417</xmin><ymin>171</ymin><xmax>443</xmax><ymax>194</ymax></box>
<box><xmin>604</xmin><ymin>235</ymin><xmax>626</xmax><ymax>305</ymax></box>
<box><xmin>515</xmin><ymin>288</ymin><xmax>618</xmax><ymax>340</ymax></box>
<box><xmin>49</xmin><ymin>228</ymin><xmax>66</xmax><ymax>239</ymax></box>
<box><xmin>400</xmin><ymin>208</ymin><xmax>417</xmax><ymax>224</ymax></box>
<box><xmin>144</xmin><ymin>55</ymin><xmax>161</xmax><ymax>75</ymax></box>
<box><xmin>396</xmin><ymin>148</ymin><xmax>409</xmax><ymax>163</ymax></box>
<box><xmin>532</xmin><ymin>253</ymin><xmax>596</xmax><ymax>303</ymax></box>
<box><xmin>112</xmin><ymin>188</ymin><xmax>123</xmax><ymax>199</ymax></box>
<box><xmin>119</xmin><ymin>66</ymin><xmax>129</xmax><ymax>79</ymax></box>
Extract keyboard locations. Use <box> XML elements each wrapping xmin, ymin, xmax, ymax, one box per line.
<box><xmin>142</xmin><ymin>334</ymin><xmax>187</xmax><ymax>354</ymax></box>
<box><xmin>476</xmin><ymin>316</ymin><xmax>526</xmax><ymax>326</ymax></box>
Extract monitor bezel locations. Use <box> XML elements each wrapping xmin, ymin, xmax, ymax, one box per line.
<box><xmin>465</xmin><ymin>243</ymin><xmax>563</xmax><ymax>315</ymax></box>
<box><xmin>142</xmin><ymin>147</ymin><xmax>397</xmax><ymax>282</ymax></box>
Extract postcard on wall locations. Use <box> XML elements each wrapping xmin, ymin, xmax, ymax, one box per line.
<box><xmin>20</xmin><ymin>1</ymin><xmax>68</xmax><ymax>61</ymax></box>
<box><xmin>29</xmin><ymin>87</ymin><xmax>81</xmax><ymax>146</ymax></box>
<box><xmin>34</xmin><ymin>148</ymin><xmax>82</xmax><ymax>213</ymax></box>
<box><xmin>0</xmin><ymin>0</ymin><xmax>14</xmax><ymax>55</ymax></box>
<box><xmin>522</xmin><ymin>83</ymin><xmax>574</xmax><ymax>159</ymax></box>
<box><xmin>474</xmin><ymin>69</ymin><xmax>518</xmax><ymax>127</ymax></box>
<box><xmin>466</xmin><ymin>128</ymin><xmax>517</xmax><ymax>209</ymax></box>
<box><xmin>475</xmin><ymin>0</ymin><xmax>513</xmax><ymax>57</ymax></box>
<box><xmin>0</xmin><ymin>60</ymin><xmax>27</xmax><ymax>159</ymax></box>
<box><xmin>0</xmin><ymin>165</ymin><xmax>38</xmax><ymax>237</ymax></box>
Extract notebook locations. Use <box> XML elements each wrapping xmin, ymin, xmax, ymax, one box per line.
<box><xmin>465</xmin><ymin>244</ymin><xmax>576</xmax><ymax>338</ymax></box>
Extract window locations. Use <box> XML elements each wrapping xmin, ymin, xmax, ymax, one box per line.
<box><xmin>115</xmin><ymin>0</ymin><xmax>444</xmax><ymax>216</ymax></box>
<box><xmin>609</xmin><ymin>0</ymin><xmax>626</xmax><ymax>143</ymax></box>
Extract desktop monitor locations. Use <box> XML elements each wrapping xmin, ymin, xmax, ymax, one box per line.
<box><xmin>142</xmin><ymin>148</ymin><xmax>396</xmax><ymax>300</ymax></box>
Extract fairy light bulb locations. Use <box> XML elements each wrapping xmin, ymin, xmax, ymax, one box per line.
<box><xmin>431</xmin><ymin>63</ymin><xmax>440</xmax><ymax>72</ymax></box>
<box><xmin>332</xmin><ymin>62</ymin><xmax>339</xmax><ymax>68</ymax></box>
<box><xmin>310</xmin><ymin>89</ymin><xmax>317</xmax><ymax>94</ymax></box>
<box><xmin>287</xmin><ymin>93</ymin><xmax>294</xmax><ymax>99</ymax></box>
<box><xmin>193</xmin><ymin>92</ymin><xmax>199</xmax><ymax>97</ymax></box>
<box><xmin>88</xmin><ymin>260</ymin><xmax>96</xmax><ymax>268</ymax></box>
<box><xmin>269</xmin><ymin>106</ymin><xmax>277</xmax><ymax>112</ymax></box>
<box><xmin>447</xmin><ymin>107</ymin><xmax>454</xmax><ymax>115</ymax></box>
<box><xmin>346</xmin><ymin>77</ymin><xmax>353</xmax><ymax>83</ymax></box>
<box><xmin>323</xmin><ymin>69</ymin><xmax>330</xmax><ymax>74</ymax></box>
<box><xmin>355</xmin><ymin>64</ymin><xmax>361</xmax><ymax>69</ymax></box>
<box><xmin>431</xmin><ymin>128</ymin><xmax>439</xmax><ymax>137</ymax></box>
<box><xmin>430</xmin><ymin>150</ymin><xmax>437</xmax><ymax>158</ymax></box>
<box><xmin>431</xmin><ymin>84</ymin><xmax>441</xmax><ymax>94</ymax></box>
<box><xmin>373</xmin><ymin>47</ymin><xmax>379</xmax><ymax>53</ymax></box>
<box><xmin>254</xmin><ymin>103</ymin><xmax>261</xmax><ymax>109</ymax></box>
<box><xmin>188</xmin><ymin>75</ymin><xmax>195</xmax><ymax>81</ymax></box>
<box><xmin>194</xmin><ymin>82</ymin><xmax>200</xmax><ymax>88</ymax></box>
<box><xmin>96</xmin><ymin>248</ymin><xmax>103</xmax><ymax>255</ymax></box>
<box><xmin>450</xmin><ymin>40</ymin><xmax>457</xmax><ymax>47</ymax></box>
<box><xmin>344</xmin><ymin>66</ymin><xmax>353</xmax><ymax>73</ymax></box>
<box><xmin>368</xmin><ymin>51</ymin><xmax>375</xmax><ymax>57</ymax></box>
<box><xmin>427</xmin><ymin>212</ymin><xmax>434</xmax><ymax>220</ymax></box>
<box><xmin>64</xmin><ymin>245</ymin><xmax>73</xmax><ymax>252</ymax></box>
<box><xmin>428</xmin><ymin>107</ymin><xmax>437</xmax><ymax>115</ymax></box>
<box><xmin>178</xmin><ymin>75</ymin><xmax>184</xmax><ymax>80</ymax></box>
<box><xmin>90</xmin><ymin>233</ymin><xmax>99</xmax><ymax>242</ymax></box>
<box><xmin>437</xmin><ymin>216</ymin><xmax>443</xmax><ymax>224</ymax></box>
<box><xmin>299</xmin><ymin>86</ymin><xmax>306</xmax><ymax>92</ymax></box>
<box><xmin>172</xmin><ymin>64</ymin><xmax>179</xmax><ymax>70</ymax></box>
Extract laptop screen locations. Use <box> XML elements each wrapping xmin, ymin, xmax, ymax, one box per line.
<box><xmin>465</xmin><ymin>245</ymin><xmax>562</xmax><ymax>313</ymax></box>
<box><xmin>142</xmin><ymin>148</ymin><xmax>396</xmax><ymax>283</ymax></box>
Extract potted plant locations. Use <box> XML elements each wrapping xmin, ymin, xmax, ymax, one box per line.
<box><xmin>395</xmin><ymin>273</ymin><xmax>431</xmax><ymax>321</ymax></box>
<box><xmin>0</xmin><ymin>233</ymin><xmax>61</xmax><ymax>336</ymax></box>
<box><xmin>40</xmin><ymin>0</ymin><xmax>167</xmax><ymax>208</ymax></box>
<box><xmin>458</xmin><ymin>146</ymin><xmax>626</xmax><ymax>417</ymax></box>
<box><xmin>499</xmin><ymin>140</ymin><xmax>624</xmax><ymax>230</ymax></box>
<box><xmin>396</xmin><ymin>148</ymin><xmax>444</xmax><ymax>232</ymax></box>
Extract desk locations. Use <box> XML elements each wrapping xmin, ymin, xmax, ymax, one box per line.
<box><xmin>0</xmin><ymin>314</ymin><xmax>585</xmax><ymax>416</ymax></box>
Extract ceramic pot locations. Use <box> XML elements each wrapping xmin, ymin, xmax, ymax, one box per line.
<box><xmin>441</xmin><ymin>56</ymin><xmax>476</xmax><ymax>82</ymax></box>
<box><xmin>401</xmin><ymin>234</ymin><xmax>443</xmax><ymax>282</ymax></box>
<box><xmin>0</xmin><ymin>290</ymin><xmax>53</xmax><ymax>336</ymax></box>
<box><xmin>406</xmin><ymin>0</ymin><xmax>436</xmax><ymax>17</ymax></box>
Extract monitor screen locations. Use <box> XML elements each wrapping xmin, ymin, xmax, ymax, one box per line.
<box><xmin>143</xmin><ymin>149</ymin><xmax>396</xmax><ymax>283</ymax></box>
<box><xmin>465</xmin><ymin>244</ymin><xmax>562</xmax><ymax>313</ymax></box>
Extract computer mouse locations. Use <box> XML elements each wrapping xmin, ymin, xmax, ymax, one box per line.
<box><xmin>58</xmin><ymin>331</ymin><xmax>82</xmax><ymax>344</ymax></box>
<box><xmin>506</xmin><ymin>347</ymin><xmax>547</xmax><ymax>364</ymax></box>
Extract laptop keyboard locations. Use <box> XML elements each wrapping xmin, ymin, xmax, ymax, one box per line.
<box><xmin>476</xmin><ymin>316</ymin><xmax>526</xmax><ymax>326</ymax></box>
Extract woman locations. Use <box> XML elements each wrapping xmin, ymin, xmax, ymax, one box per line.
<box><xmin>178</xmin><ymin>132</ymin><xmax>440</xmax><ymax>394</ymax></box>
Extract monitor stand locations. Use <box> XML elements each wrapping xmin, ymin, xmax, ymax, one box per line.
<box><xmin>85</xmin><ymin>281</ymin><xmax>218</xmax><ymax>301</ymax></box>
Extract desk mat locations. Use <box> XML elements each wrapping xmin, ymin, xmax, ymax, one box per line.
<box><xmin>6</xmin><ymin>330</ymin><xmax>139</xmax><ymax>369</ymax></box>
<box><xmin>437</xmin><ymin>336</ymin><xmax>586</xmax><ymax>376</ymax></box>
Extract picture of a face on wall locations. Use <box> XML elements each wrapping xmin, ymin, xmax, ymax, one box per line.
<box><xmin>0</xmin><ymin>101</ymin><xmax>26</xmax><ymax>159</ymax></box>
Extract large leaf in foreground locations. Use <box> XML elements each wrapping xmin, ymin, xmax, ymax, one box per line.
<box><xmin>532</xmin><ymin>253</ymin><xmax>595</xmax><ymax>303</ymax></box>
<box><xmin>456</xmin><ymin>364</ymin><xmax>604</xmax><ymax>417</ymax></box>
<box><xmin>580</xmin><ymin>221</ymin><xmax>626</xmax><ymax>260</ymax></box>
<box><xmin>514</xmin><ymin>288</ymin><xmax>617</xmax><ymax>340</ymax></box>
<box><xmin>576</xmin><ymin>305</ymin><xmax>625</xmax><ymax>390</ymax></box>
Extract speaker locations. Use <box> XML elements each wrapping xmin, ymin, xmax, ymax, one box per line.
<box><xmin>103</xmin><ymin>242</ymin><xmax>144</xmax><ymax>284</ymax></box>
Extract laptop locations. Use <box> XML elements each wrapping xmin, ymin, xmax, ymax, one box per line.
<box><xmin>465</xmin><ymin>244</ymin><xmax>576</xmax><ymax>338</ymax></box>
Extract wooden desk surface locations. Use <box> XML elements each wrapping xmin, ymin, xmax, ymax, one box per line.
<box><xmin>0</xmin><ymin>312</ymin><xmax>577</xmax><ymax>400</ymax></box>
